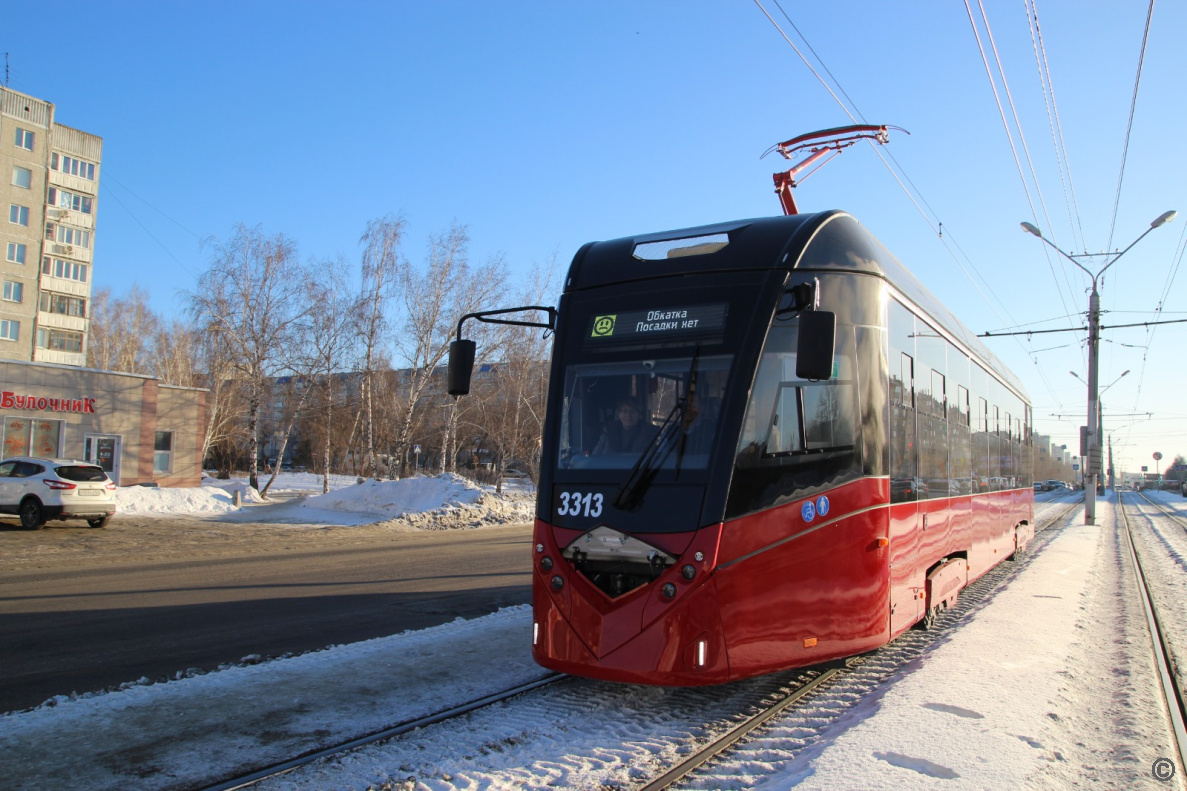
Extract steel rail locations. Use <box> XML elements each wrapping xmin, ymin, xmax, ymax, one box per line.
<box><xmin>637</xmin><ymin>662</ymin><xmax>846</xmax><ymax>791</ymax></box>
<box><xmin>194</xmin><ymin>673</ymin><xmax>565</xmax><ymax>791</ymax></box>
<box><xmin>1118</xmin><ymin>492</ymin><xmax>1187</xmax><ymax>778</ymax></box>
<box><xmin>1135</xmin><ymin>490</ymin><xmax>1187</xmax><ymax>534</ymax></box>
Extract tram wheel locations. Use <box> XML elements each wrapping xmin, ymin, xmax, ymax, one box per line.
<box><xmin>917</xmin><ymin>604</ymin><xmax>940</xmax><ymax>631</ymax></box>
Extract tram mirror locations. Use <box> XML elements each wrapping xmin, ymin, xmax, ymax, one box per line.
<box><xmin>448</xmin><ymin>339</ymin><xmax>477</xmax><ymax>396</ymax></box>
<box><xmin>796</xmin><ymin>310</ymin><xmax>836</xmax><ymax>380</ymax></box>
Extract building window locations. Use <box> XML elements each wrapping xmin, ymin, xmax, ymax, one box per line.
<box><xmin>153</xmin><ymin>431</ymin><xmax>173</xmax><ymax>473</ymax></box>
<box><xmin>3</xmin><ymin>281</ymin><xmax>23</xmax><ymax>303</ymax></box>
<box><xmin>0</xmin><ymin>320</ymin><xmax>20</xmax><ymax>342</ymax></box>
<box><xmin>41</xmin><ymin>257</ymin><xmax>88</xmax><ymax>283</ymax></box>
<box><xmin>14</xmin><ymin>128</ymin><xmax>35</xmax><ymax>151</ymax></box>
<box><xmin>5</xmin><ymin>243</ymin><xmax>25</xmax><ymax>264</ymax></box>
<box><xmin>50</xmin><ymin>152</ymin><xmax>96</xmax><ymax>181</ymax></box>
<box><xmin>11</xmin><ymin>166</ymin><xmax>32</xmax><ymax>189</ymax></box>
<box><xmin>8</xmin><ymin>204</ymin><xmax>30</xmax><ymax>226</ymax></box>
<box><xmin>44</xmin><ymin>222</ymin><xmax>90</xmax><ymax>249</ymax></box>
<box><xmin>47</xmin><ymin>187</ymin><xmax>92</xmax><ymax>215</ymax></box>
<box><xmin>36</xmin><ymin>327</ymin><xmax>83</xmax><ymax>353</ymax></box>
<box><xmin>39</xmin><ymin>291</ymin><xmax>86</xmax><ymax>317</ymax></box>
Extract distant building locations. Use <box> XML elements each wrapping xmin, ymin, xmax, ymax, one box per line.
<box><xmin>1</xmin><ymin>86</ymin><xmax>100</xmax><ymax>367</ymax></box>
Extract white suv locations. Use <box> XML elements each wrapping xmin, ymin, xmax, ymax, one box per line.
<box><xmin>0</xmin><ymin>457</ymin><xmax>117</xmax><ymax>529</ymax></box>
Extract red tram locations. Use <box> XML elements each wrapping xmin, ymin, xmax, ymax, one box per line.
<box><xmin>452</xmin><ymin>210</ymin><xmax>1034</xmax><ymax>685</ymax></box>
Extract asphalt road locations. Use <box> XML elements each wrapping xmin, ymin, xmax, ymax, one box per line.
<box><xmin>0</xmin><ymin>517</ymin><xmax>534</xmax><ymax>713</ymax></box>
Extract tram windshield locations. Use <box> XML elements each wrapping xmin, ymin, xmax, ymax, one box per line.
<box><xmin>556</xmin><ymin>354</ymin><xmax>732</xmax><ymax>472</ymax></box>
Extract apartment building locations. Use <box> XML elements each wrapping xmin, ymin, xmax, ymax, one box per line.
<box><xmin>1</xmin><ymin>86</ymin><xmax>99</xmax><ymax>367</ymax></box>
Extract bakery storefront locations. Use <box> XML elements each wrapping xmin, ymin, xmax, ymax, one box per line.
<box><xmin>0</xmin><ymin>360</ymin><xmax>205</xmax><ymax>487</ymax></box>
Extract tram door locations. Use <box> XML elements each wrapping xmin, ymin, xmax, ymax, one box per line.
<box><xmin>889</xmin><ymin>347</ymin><xmax>922</xmax><ymax>634</ymax></box>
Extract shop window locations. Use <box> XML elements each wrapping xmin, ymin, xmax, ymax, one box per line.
<box><xmin>2</xmin><ymin>418</ymin><xmax>62</xmax><ymax>458</ymax></box>
<box><xmin>154</xmin><ymin>431</ymin><xmax>173</xmax><ymax>473</ymax></box>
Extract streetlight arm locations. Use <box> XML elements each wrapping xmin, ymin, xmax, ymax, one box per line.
<box><xmin>1098</xmin><ymin>226</ymin><xmax>1156</xmax><ymax>280</ymax></box>
<box><xmin>1020</xmin><ymin>223</ymin><xmax>1095</xmax><ymax>279</ymax></box>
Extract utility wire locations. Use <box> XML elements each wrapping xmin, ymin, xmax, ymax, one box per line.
<box><xmin>1106</xmin><ymin>0</ymin><xmax>1156</xmax><ymax>252</ymax></box>
<box><xmin>756</xmin><ymin>0</ymin><xmax>1065</xmax><ymax>410</ymax></box>
<box><xmin>963</xmin><ymin>0</ymin><xmax>1081</xmax><ymax>330</ymax></box>
<box><xmin>1025</xmin><ymin>0</ymin><xmax>1087</xmax><ymax>253</ymax></box>
<box><xmin>99</xmin><ymin>182</ymin><xmax>199</xmax><ymax>280</ymax></box>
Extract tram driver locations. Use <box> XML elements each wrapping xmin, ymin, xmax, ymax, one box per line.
<box><xmin>592</xmin><ymin>398</ymin><xmax>657</xmax><ymax>456</ymax></box>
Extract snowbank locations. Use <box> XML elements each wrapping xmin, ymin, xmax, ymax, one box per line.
<box><xmin>300</xmin><ymin>473</ymin><xmax>534</xmax><ymax>528</ymax></box>
<box><xmin>115</xmin><ymin>485</ymin><xmax>245</xmax><ymax>514</ymax></box>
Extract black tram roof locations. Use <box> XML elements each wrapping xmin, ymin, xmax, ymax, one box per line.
<box><xmin>565</xmin><ymin>211</ymin><xmax>1028</xmax><ymax>402</ymax></box>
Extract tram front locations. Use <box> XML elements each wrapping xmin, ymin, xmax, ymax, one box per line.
<box><xmin>450</xmin><ymin>214</ymin><xmax>871</xmax><ymax>685</ymax></box>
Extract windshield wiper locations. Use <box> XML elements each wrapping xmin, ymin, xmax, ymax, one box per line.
<box><xmin>612</xmin><ymin>349</ymin><xmax>700</xmax><ymax>512</ymax></box>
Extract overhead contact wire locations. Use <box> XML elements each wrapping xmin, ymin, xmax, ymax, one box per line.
<box><xmin>755</xmin><ymin>0</ymin><xmax>1066</xmax><ymax>413</ymax></box>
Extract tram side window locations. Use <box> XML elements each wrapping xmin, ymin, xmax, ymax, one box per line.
<box><xmin>949</xmin><ymin>383</ymin><xmax>972</xmax><ymax>493</ymax></box>
<box><xmin>972</xmin><ymin>393</ymin><xmax>990</xmax><ymax>493</ymax></box>
<box><xmin>888</xmin><ymin>299</ymin><xmax>919</xmax><ymax>503</ymax></box>
<box><xmin>727</xmin><ymin>322</ymin><xmax>860</xmax><ymax>518</ymax></box>
<box><xmin>919</xmin><ymin>368</ymin><xmax>948</xmax><ymax>498</ymax></box>
<box><xmin>989</xmin><ymin>405</ymin><xmax>1002</xmax><ymax>488</ymax></box>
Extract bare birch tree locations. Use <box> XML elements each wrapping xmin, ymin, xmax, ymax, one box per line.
<box><xmin>356</xmin><ymin>216</ymin><xmax>404</xmax><ymax>478</ymax></box>
<box><xmin>186</xmin><ymin>225</ymin><xmax>309</xmax><ymax>491</ymax></box>
<box><xmin>304</xmin><ymin>255</ymin><xmax>359</xmax><ymax>492</ymax></box>
<box><xmin>393</xmin><ymin>224</ymin><xmax>507</xmax><ymax>477</ymax></box>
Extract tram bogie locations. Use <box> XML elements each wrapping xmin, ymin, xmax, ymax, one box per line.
<box><xmin>455</xmin><ymin>211</ymin><xmax>1034</xmax><ymax>685</ymax></box>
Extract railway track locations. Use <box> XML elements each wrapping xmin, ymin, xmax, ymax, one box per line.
<box><xmin>1118</xmin><ymin>491</ymin><xmax>1187</xmax><ymax>781</ymax></box>
<box><xmin>199</xmin><ymin>497</ymin><xmax>1084</xmax><ymax>791</ymax></box>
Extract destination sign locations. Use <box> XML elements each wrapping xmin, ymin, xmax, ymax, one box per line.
<box><xmin>587</xmin><ymin>303</ymin><xmax>728</xmax><ymax>342</ymax></box>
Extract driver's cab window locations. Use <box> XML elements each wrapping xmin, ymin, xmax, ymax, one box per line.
<box><xmin>557</xmin><ymin>355</ymin><xmax>732</xmax><ymax>471</ymax></box>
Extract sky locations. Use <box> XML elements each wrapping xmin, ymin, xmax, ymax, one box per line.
<box><xmin>4</xmin><ymin>0</ymin><xmax>1185</xmax><ymax>476</ymax></box>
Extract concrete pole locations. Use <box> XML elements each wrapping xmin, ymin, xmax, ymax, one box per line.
<box><xmin>1085</xmin><ymin>286</ymin><xmax>1100</xmax><ymax>524</ymax></box>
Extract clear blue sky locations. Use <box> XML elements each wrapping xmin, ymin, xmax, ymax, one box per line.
<box><xmin>5</xmin><ymin>1</ymin><xmax>1184</xmax><ymax>476</ymax></box>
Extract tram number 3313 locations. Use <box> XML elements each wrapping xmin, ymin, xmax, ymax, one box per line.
<box><xmin>557</xmin><ymin>491</ymin><xmax>604</xmax><ymax>518</ymax></box>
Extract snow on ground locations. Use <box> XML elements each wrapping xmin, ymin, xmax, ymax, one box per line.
<box><xmin>120</xmin><ymin>471</ymin><xmax>536</xmax><ymax>528</ymax></box>
<box><xmin>5</xmin><ymin>489</ymin><xmax>1184</xmax><ymax>790</ymax></box>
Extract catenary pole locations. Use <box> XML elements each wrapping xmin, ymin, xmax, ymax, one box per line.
<box><xmin>1022</xmin><ymin>211</ymin><xmax>1175</xmax><ymax>524</ymax></box>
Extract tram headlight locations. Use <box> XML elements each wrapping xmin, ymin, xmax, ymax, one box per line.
<box><xmin>662</xmin><ymin>582</ymin><xmax>677</xmax><ymax>599</ymax></box>
<box><xmin>551</xmin><ymin>575</ymin><xmax>565</xmax><ymax>591</ymax></box>
<box><xmin>540</xmin><ymin>556</ymin><xmax>554</xmax><ymax>571</ymax></box>
<box><xmin>681</xmin><ymin>564</ymin><xmax>696</xmax><ymax>580</ymax></box>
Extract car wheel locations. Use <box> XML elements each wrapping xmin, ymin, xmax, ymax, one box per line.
<box><xmin>20</xmin><ymin>499</ymin><xmax>45</xmax><ymax>530</ymax></box>
<box><xmin>87</xmin><ymin>516</ymin><xmax>111</xmax><ymax>529</ymax></box>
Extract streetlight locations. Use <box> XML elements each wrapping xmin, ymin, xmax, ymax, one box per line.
<box><xmin>1071</xmin><ymin>369</ymin><xmax>1128</xmax><ymax>492</ymax></box>
<box><xmin>1022</xmin><ymin>210</ymin><xmax>1176</xmax><ymax>524</ymax></box>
